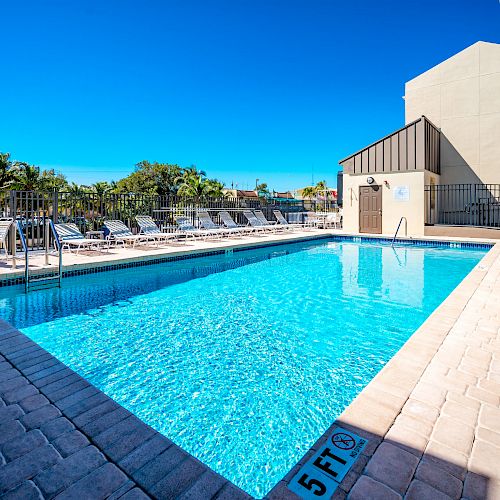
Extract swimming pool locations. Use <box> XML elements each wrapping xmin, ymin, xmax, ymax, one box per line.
<box><xmin>0</xmin><ymin>238</ymin><xmax>488</xmax><ymax>497</ymax></box>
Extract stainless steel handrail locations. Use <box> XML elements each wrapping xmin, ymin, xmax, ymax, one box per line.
<box><xmin>47</xmin><ymin>218</ymin><xmax>63</xmax><ymax>287</ymax></box>
<box><xmin>391</xmin><ymin>217</ymin><xmax>408</xmax><ymax>247</ymax></box>
<box><xmin>15</xmin><ymin>217</ymin><xmax>63</xmax><ymax>292</ymax></box>
<box><xmin>16</xmin><ymin>221</ymin><xmax>29</xmax><ymax>291</ymax></box>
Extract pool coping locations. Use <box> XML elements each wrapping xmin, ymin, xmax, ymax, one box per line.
<box><xmin>0</xmin><ymin>319</ymin><xmax>251</xmax><ymax>499</ymax></box>
<box><xmin>0</xmin><ymin>230</ymin><xmax>494</xmax><ymax>288</ymax></box>
<box><xmin>1</xmin><ymin>235</ymin><xmax>499</xmax><ymax>499</ymax></box>
<box><xmin>267</xmin><ymin>240</ymin><xmax>500</xmax><ymax>499</ymax></box>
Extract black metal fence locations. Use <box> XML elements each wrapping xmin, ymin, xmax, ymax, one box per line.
<box><xmin>425</xmin><ymin>184</ymin><xmax>500</xmax><ymax>227</ymax></box>
<box><xmin>1</xmin><ymin>190</ymin><xmax>338</xmax><ymax>250</ymax></box>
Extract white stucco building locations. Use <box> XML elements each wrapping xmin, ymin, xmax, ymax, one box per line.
<box><xmin>339</xmin><ymin>41</ymin><xmax>500</xmax><ymax>237</ymax></box>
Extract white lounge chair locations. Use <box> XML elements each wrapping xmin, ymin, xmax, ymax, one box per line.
<box><xmin>103</xmin><ymin>220</ymin><xmax>152</xmax><ymax>247</ymax></box>
<box><xmin>0</xmin><ymin>218</ymin><xmax>13</xmax><ymax>262</ymax></box>
<box><xmin>253</xmin><ymin>210</ymin><xmax>276</xmax><ymax>225</ymax></box>
<box><xmin>243</xmin><ymin>210</ymin><xmax>276</xmax><ymax>233</ymax></box>
<box><xmin>54</xmin><ymin>223</ymin><xmax>108</xmax><ymax>254</ymax></box>
<box><xmin>254</xmin><ymin>210</ymin><xmax>288</xmax><ymax>232</ymax></box>
<box><xmin>135</xmin><ymin>215</ymin><xmax>179</xmax><ymax>244</ymax></box>
<box><xmin>218</xmin><ymin>211</ymin><xmax>255</xmax><ymax>234</ymax></box>
<box><xmin>272</xmin><ymin>210</ymin><xmax>304</xmax><ymax>230</ymax></box>
<box><xmin>196</xmin><ymin>211</ymin><xmax>243</xmax><ymax>237</ymax></box>
<box><xmin>174</xmin><ymin>216</ymin><xmax>221</xmax><ymax>240</ymax></box>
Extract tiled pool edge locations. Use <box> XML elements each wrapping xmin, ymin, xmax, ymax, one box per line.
<box><xmin>0</xmin><ymin>232</ymin><xmax>494</xmax><ymax>288</ymax></box>
<box><xmin>0</xmin><ymin>319</ymin><xmax>251</xmax><ymax>499</ymax></box>
<box><xmin>267</xmin><ymin>241</ymin><xmax>500</xmax><ymax>499</ymax></box>
<box><xmin>1</xmin><ymin>237</ymin><xmax>499</xmax><ymax>499</ymax></box>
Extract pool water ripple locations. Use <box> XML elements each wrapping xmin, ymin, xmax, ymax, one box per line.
<box><xmin>0</xmin><ymin>240</ymin><xmax>487</xmax><ymax>497</ymax></box>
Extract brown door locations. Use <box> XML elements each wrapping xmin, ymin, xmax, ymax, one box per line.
<box><xmin>359</xmin><ymin>185</ymin><xmax>382</xmax><ymax>234</ymax></box>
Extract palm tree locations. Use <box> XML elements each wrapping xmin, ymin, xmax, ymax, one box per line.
<box><xmin>183</xmin><ymin>165</ymin><xmax>206</xmax><ymax>178</ymax></box>
<box><xmin>176</xmin><ymin>174</ymin><xmax>212</xmax><ymax>198</ymax></box>
<box><xmin>66</xmin><ymin>182</ymin><xmax>86</xmax><ymax>197</ymax></box>
<box><xmin>205</xmin><ymin>179</ymin><xmax>226</xmax><ymax>198</ymax></box>
<box><xmin>315</xmin><ymin>180</ymin><xmax>331</xmax><ymax>209</ymax></box>
<box><xmin>39</xmin><ymin>169</ymin><xmax>68</xmax><ymax>192</ymax></box>
<box><xmin>87</xmin><ymin>182</ymin><xmax>112</xmax><ymax>217</ymax></box>
<box><xmin>256</xmin><ymin>182</ymin><xmax>270</xmax><ymax>198</ymax></box>
<box><xmin>316</xmin><ymin>180</ymin><xmax>327</xmax><ymax>192</ymax></box>
<box><xmin>0</xmin><ymin>152</ymin><xmax>19</xmax><ymax>192</ymax></box>
<box><xmin>301</xmin><ymin>186</ymin><xmax>317</xmax><ymax>199</ymax></box>
<box><xmin>91</xmin><ymin>181</ymin><xmax>112</xmax><ymax>196</ymax></box>
<box><xmin>14</xmin><ymin>162</ymin><xmax>41</xmax><ymax>191</ymax></box>
<box><xmin>175</xmin><ymin>166</ymin><xmax>204</xmax><ymax>187</ymax></box>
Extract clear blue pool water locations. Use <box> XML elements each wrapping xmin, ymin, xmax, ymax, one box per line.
<box><xmin>0</xmin><ymin>239</ymin><xmax>488</xmax><ymax>497</ymax></box>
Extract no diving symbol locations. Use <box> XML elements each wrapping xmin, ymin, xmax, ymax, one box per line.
<box><xmin>331</xmin><ymin>432</ymin><xmax>355</xmax><ymax>450</ymax></box>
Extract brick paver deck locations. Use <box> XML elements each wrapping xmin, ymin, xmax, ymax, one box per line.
<box><xmin>1</xmin><ymin>237</ymin><xmax>499</xmax><ymax>499</ymax></box>
<box><xmin>0</xmin><ymin>320</ymin><xmax>250</xmax><ymax>499</ymax></box>
<box><xmin>268</xmin><ymin>242</ymin><xmax>500</xmax><ymax>499</ymax></box>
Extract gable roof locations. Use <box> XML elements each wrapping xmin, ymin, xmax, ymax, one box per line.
<box><xmin>338</xmin><ymin>116</ymin><xmax>439</xmax><ymax>165</ymax></box>
<box><xmin>236</xmin><ymin>190</ymin><xmax>259</xmax><ymax>198</ymax></box>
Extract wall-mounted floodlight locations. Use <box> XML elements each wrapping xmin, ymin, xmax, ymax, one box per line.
<box><xmin>366</xmin><ymin>176</ymin><xmax>375</xmax><ymax>185</ymax></box>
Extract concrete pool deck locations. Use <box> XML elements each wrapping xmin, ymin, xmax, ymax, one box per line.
<box><xmin>0</xmin><ymin>228</ymin><xmax>333</xmax><ymax>284</ymax></box>
<box><xmin>0</xmin><ymin>228</ymin><xmax>496</xmax><ymax>285</ymax></box>
<box><xmin>0</xmin><ymin>231</ymin><xmax>499</xmax><ymax>499</ymax></box>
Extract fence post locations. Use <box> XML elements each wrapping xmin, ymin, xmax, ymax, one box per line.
<box><xmin>45</xmin><ymin>214</ymin><xmax>50</xmax><ymax>266</ymax></box>
<box><xmin>53</xmin><ymin>190</ymin><xmax>59</xmax><ymax>223</ymax></box>
<box><xmin>9</xmin><ymin>190</ymin><xmax>15</xmax><ymax>218</ymax></box>
<box><xmin>10</xmin><ymin>222</ymin><xmax>16</xmax><ymax>270</ymax></box>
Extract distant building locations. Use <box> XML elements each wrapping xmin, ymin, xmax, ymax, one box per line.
<box><xmin>223</xmin><ymin>189</ymin><xmax>298</xmax><ymax>202</ymax></box>
<box><xmin>272</xmin><ymin>191</ymin><xmax>295</xmax><ymax>200</ymax></box>
<box><xmin>223</xmin><ymin>189</ymin><xmax>259</xmax><ymax>200</ymax></box>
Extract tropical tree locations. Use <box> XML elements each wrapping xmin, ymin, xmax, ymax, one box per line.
<box><xmin>67</xmin><ymin>182</ymin><xmax>87</xmax><ymax>197</ymax></box>
<box><xmin>205</xmin><ymin>179</ymin><xmax>226</xmax><ymax>198</ymax></box>
<box><xmin>316</xmin><ymin>180</ymin><xmax>328</xmax><ymax>192</ymax></box>
<box><xmin>39</xmin><ymin>169</ymin><xmax>68</xmax><ymax>192</ymax></box>
<box><xmin>301</xmin><ymin>186</ymin><xmax>317</xmax><ymax>199</ymax></box>
<box><xmin>256</xmin><ymin>182</ymin><xmax>270</xmax><ymax>198</ymax></box>
<box><xmin>174</xmin><ymin>165</ymin><xmax>218</xmax><ymax>198</ymax></box>
<box><xmin>315</xmin><ymin>180</ymin><xmax>333</xmax><ymax>209</ymax></box>
<box><xmin>116</xmin><ymin>161</ymin><xmax>182</xmax><ymax>195</ymax></box>
<box><xmin>183</xmin><ymin>164</ymin><xmax>206</xmax><ymax>178</ymax></box>
<box><xmin>0</xmin><ymin>152</ymin><xmax>19</xmax><ymax>192</ymax></box>
<box><xmin>176</xmin><ymin>173</ymin><xmax>212</xmax><ymax>198</ymax></box>
<box><xmin>91</xmin><ymin>181</ymin><xmax>112</xmax><ymax>196</ymax></box>
<box><xmin>13</xmin><ymin>163</ymin><xmax>43</xmax><ymax>191</ymax></box>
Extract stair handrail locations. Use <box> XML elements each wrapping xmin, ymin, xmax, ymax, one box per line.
<box><xmin>15</xmin><ymin>220</ymin><xmax>29</xmax><ymax>290</ymax></box>
<box><xmin>46</xmin><ymin>218</ymin><xmax>63</xmax><ymax>287</ymax></box>
<box><xmin>391</xmin><ymin>217</ymin><xmax>407</xmax><ymax>247</ymax></box>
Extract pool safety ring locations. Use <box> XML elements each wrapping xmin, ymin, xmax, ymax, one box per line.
<box><xmin>331</xmin><ymin>432</ymin><xmax>355</xmax><ymax>450</ymax></box>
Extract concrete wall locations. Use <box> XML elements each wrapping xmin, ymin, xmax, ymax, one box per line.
<box><xmin>405</xmin><ymin>41</ymin><xmax>500</xmax><ymax>184</ymax></box>
<box><xmin>342</xmin><ymin>171</ymin><xmax>428</xmax><ymax>236</ymax></box>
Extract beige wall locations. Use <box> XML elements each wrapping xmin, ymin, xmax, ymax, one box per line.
<box><xmin>342</xmin><ymin>171</ymin><xmax>430</xmax><ymax>236</ymax></box>
<box><xmin>405</xmin><ymin>41</ymin><xmax>500</xmax><ymax>184</ymax></box>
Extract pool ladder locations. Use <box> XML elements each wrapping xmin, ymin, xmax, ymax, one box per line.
<box><xmin>14</xmin><ymin>219</ymin><xmax>63</xmax><ymax>292</ymax></box>
<box><xmin>391</xmin><ymin>217</ymin><xmax>407</xmax><ymax>247</ymax></box>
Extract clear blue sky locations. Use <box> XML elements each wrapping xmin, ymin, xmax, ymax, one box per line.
<box><xmin>2</xmin><ymin>0</ymin><xmax>499</xmax><ymax>191</ymax></box>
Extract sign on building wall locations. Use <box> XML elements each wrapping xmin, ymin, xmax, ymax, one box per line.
<box><xmin>393</xmin><ymin>185</ymin><xmax>410</xmax><ymax>202</ymax></box>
